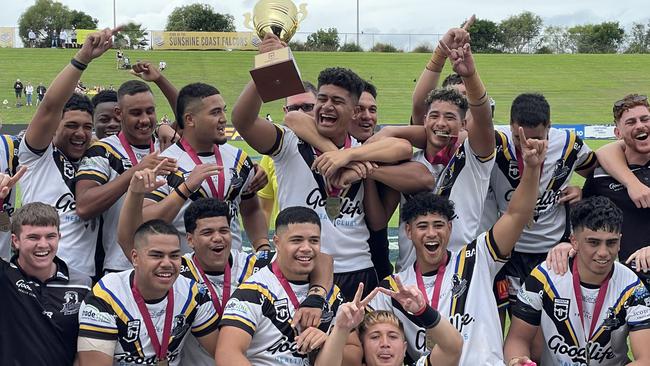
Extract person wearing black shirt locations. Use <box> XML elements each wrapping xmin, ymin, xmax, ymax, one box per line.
<box><xmin>0</xmin><ymin>202</ymin><xmax>91</xmax><ymax>366</ymax></box>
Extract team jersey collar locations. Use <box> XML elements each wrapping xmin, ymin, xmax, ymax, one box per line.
<box><xmin>10</xmin><ymin>254</ymin><xmax>69</xmax><ymax>283</ymax></box>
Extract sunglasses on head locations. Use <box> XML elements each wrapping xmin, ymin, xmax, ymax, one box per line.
<box><xmin>285</xmin><ymin>103</ymin><xmax>315</xmax><ymax>112</ymax></box>
<box><xmin>614</xmin><ymin>95</ymin><xmax>648</xmax><ymax>108</ymax></box>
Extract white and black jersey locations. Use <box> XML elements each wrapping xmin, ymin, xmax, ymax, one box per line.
<box><xmin>268</xmin><ymin>126</ymin><xmax>372</xmax><ymax>273</ymax></box>
<box><xmin>18</xmin><ymin>140</ymin><xmax>100</xmax><ymax>277</ymax></box>
<box><xmin>435</xmin><ymin>138</ymin><xmax>496</xmax><ymax>252</ymax></box>
<box><xmin>0</xmin><ymin>256</ymin><xmax>91</xmax><ymax>366</ymax></box>
<box><xmin>0</xmin><ymin>134</ymin><xmax>19</xmax><ymax>260</ymax></box>
<box><xmin>396</xmin><ymin>150</ymin><xmax>447</xmax><ymax>272</ymax></box>
<box><xmin>220</xmin><ymin>265</ymin><xmax>343</xmax><ymax>366</ymax></box>
<box><xmin>370</xmin><ymin>228</ymin><xmax>508</xmax><ymax>366</ymax></box>
<box><xmin>179</xmin><ymin>250</ymin><xmax>274</xmax><ymax>365</ymax></box>
<box><xmin>513</xmin><ymin>260</ymin><xmax>650</xmax><ymax>365</ymax></box>
<box><xmin>145</xmin><ymin>141</ymin><xmax>255</xmax><ymax>252</ymax></box>
<box><xmin>491</xmin><ymin>126</ymin><xmax>595</xmax><ymax>253</ymax></box>
<box><xmin>78</xmin><ymin>270</ymin><xmax>219</xmax><ymax>366</ymax></box>
<box><xmin>76</xmin><ymin>135</ymin><xmax>155</xmax><ymax>271</ymax></box>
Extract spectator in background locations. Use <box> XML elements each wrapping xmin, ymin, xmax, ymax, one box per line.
<box><xmin>25</xmin><ymin>82</ymin><xmax>34</xmax><ymax>106</ymax></box>
<box><xmin>51</xmin><ymin>29</ymin><xmax>57</xmax><ymax>47</ymax></box>
<box><xmin>70</xmin><ymin>28</ymin><xmax>77</xmax><ymax>48</ymax></box>
<box><xmin>59</xmin><ymin>29</ymin><xmax>67</xmax><ymax>48</ymax></box>
<box><xmin>36</xmin><ymin>82</ymin><xmax>46</xmax><ymax>106</ymax></box>
<box><xmin>13</xmin><ymin>79</ymin><xmax>23</xmax><ymax>107</ymax></box>
<box><xmin>28</xmin><ymin>29</ymin><xmax>36</xmax><ymax>47</ymax></box>
<box><xmin>159</xmin><ymin>60</ymin><xmax>166</xmax><ymax>71</ymax></box>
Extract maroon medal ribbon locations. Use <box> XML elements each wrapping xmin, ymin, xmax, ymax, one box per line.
<box><xmin>179</xmin><ymin>138</ymin><xmax>225</xmax><ymax>200</ymax></box>
<box><xmin>131</xmin><ymin>275</ymin><xmax>174</xmax><ymax>363</ymax></box>
<box><xmin>414</xmin><ymin>253</ymin><xmax>448</xmax><ymax>310</ymax></box>
<box><xmin>271</xmin><ymin>261</ymin><xmax>301</xmax><ymax>309</ymax></box>
<box><xmin>118</xmin><ymin>131</ymin><xmax>154</xmax><ymax>165</ymax></box>
<box><xmin>425</xmin><ymin>139</ymin><xmax>457</xmax><ymax>167</ymax></box>
<box><xmin>572</xmin><ymin>259</ymin><xmax>611</xmax><ymax>341</ymax></box>
<box><xmin>193</xmin><ymin>254</ymin><xmax>231</xmax><ymax>316</ymax></box>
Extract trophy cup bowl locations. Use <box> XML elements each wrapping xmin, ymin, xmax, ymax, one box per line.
<box><xmin>244</xmin><ymin>0</ymin><xmax>308</xmax><ymax>102</ymax></box>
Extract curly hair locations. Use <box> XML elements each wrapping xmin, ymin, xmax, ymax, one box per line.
<box><xmin>401</xmin><ymin>192</ymin><xmax>455</xmax><ymax>224</ymax></box>
<box><xmin>317</xmin><ymin>67</ymin><xmax>365</xmax><ymax>103</ymax></box>
<box><xmin>612</xmin><ymin>94</ymin><xmax>649</xmax><ymax>122</ymax></box>
<box><xmin>63</xmin><ymin>93</ymin><xmax>93</xmax><ymax>116</ymax></box>
<box><xmin>570</xmin><ymin>196</ymin><xmax>623</xmax><ymax>234</ymax></box>
<box><xmin>424</xmin><ymin>87</ymin><xmax>468</xmax><ymax>120</ymax></box>
<box><xmin>184</xmin><ymin>198</ymin><xmax>231</xmax><ymax>234</ymax></box>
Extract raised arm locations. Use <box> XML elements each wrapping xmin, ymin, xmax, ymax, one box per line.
<box><xmin>231</xmin><ymin>35</ymin><xmax>289</xmax><ymax>154</ymax></box>
<box><xmin>117</xmin><ymin>166</ymin><xmax>166</xmax><ymax>257</ymax></box>
<box><xmin>130</xmin><ymin>61</ymin><xmax>178</xmax><ymax>114</ymax></box>
<box><xmin>367</xmin><ymin>125</ymin><xmax>427</xmax><ymax>149</ymax></box>
<box><xmin>493</xmin><ymin>127</ymin><xmax>547</xmax><ymax>256</ymax></box>
<box><xmin>441</xmin><ymin>30</ymin><xmax>494</xmax><ymax>158</ymax></box>
<box><xmin>368</xmin><ymin>161</ymin><xmax>436</xmax><ymax>194</ymax></box>
<box><xmin>26</xmin><ymin>27</ymin><xmax>119</xmax><ymax>150</ymax></box>
<box><xmin>596</xmin><ymin>140</ymin><xmax>650</xmax><ymax>208</ymax></box>
<box><xmin>239</xmin><ymin>196</ymin><xmax>270</xmax><ymax>251</ymax></box>
<box><xmin>411</xmin><ymin>17</ymin><xmax>474</xmax><ymax>125</ymax></box>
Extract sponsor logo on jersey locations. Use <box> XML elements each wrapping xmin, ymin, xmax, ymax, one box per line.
<box><xmin>125</xmin><ymin>319</ymin><xmax>141</xmax><ymax>343</ymax></box>
<box><xmin>80</xmin><ymin>304</ymin><xmax>114</xmax><ymax>324</ymax></box>
<box><xmin>114</xmin><ymin>350</ymin><xmax>180</xmax><ymax>365</ymax></box>
<box><xmin>449</xmin><ymin>312</ymin><xmax>475</xmax><ymax>334</ymax></box>
<box><xmin>553</xmin><ymin>298</ymin><xmax>570</xmax><ymax>322</ymax></box>
<box><xmin>548</xmin><ymin>334</ymin><xmax>615</xmax><ymax>363</ymax></box>
<box><xmin>451</xmin><ymin>274</ymin><xmax>468</xmax><ymax>298</ymax></box>
<box><xmin>508</xmin><ymin>160</ymin><xmax>520</xmax><ymax>180</ymax></box>
<box><xmin>274</xmin><ymin>298</ymin><xmax>290</xmax><ymax>322</ymax></box>
<box><xmin>55</xmin><ymin>192</ymin><xmax>76</xmax><ymax>213</ymax></box>
<box><xmin>602</xmin><ymin>306</ymin><xmax>620</xmax><ymax>330</ymax></box>
<box><xmin>305</xmin><ymin>188</ymin><xmax>363</xmax><ymax>219</ymax></box>
<box><xmin>552</xmin><ymin>159</ymin><xmax>570</xmax><ymax>180</ymax></box>
<box><xmin>266</xmin><ymin>335</ymin><xmax>300</xmax><ymax>356</ymax></box>
<box><xmin>60</xmin><ymin>290</ymin><xmax>81</xmax><ymax>315</ymax></box>
<box><xmin>229</xmin><ymin>168</ymin><xmax>244</xmax><ymax>189</ymax></box>
<box><xmin>608</xmin><ymin>182</ymin><xmax>625</xmax><ymax>192</ymax></box>
<box><xmin>172</xmin><ymin>314</ymin><xmax>189</xmax><ymax>338</ymax></box>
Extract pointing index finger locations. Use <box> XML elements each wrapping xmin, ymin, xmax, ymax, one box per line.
<box><xmin>153</xmin><ymin>157</ymin><xmax>168</xmax><ymax>174</ymax></box>
<box><xmin>462</xmin><ymin>14</ymin><xmax>476</xmax><ymax>30</ymax></box>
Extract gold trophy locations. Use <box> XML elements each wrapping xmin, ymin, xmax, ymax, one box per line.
<box><xmin>244</xmin><ymin>0</ymin><xmax>308</xmax><ymax>102</ymax></box>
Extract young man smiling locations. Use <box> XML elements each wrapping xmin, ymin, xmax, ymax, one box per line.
<box><xmin>0</xmin><ymin>202</ymin><xmax>91</xmax><ymax>366</ymax></box>
<box><xmin>215</xmin><ymin>206</ymin><xmax>343</xmax><ymax>366</ymax></box>
<box><xmin>505</xmin><ymin>196</ymin><xmax>650</xmax><ymax>366</ymax></box>
<box><xmin>18</xmin><ymin>27</ymin><xmax>120</xmax><ymax>277</ymax></box>
<box><xmin>77</xmin><ymin>220</ymin><xmax>219</xmax><ymax>366</ymax></box>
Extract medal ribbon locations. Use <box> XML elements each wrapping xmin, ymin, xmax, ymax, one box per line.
<box><xmin>572</xmin><ymin>259</ymin><xmax>611</xmax><ymax>341</ymax></box>
<box><xmin>193</xmin><ymin>254</ymin><xmax>231</xmax><ymax>316</ymax></box>
<box><xmin>179</xmin><ymin>138</ymin><xmax>225</xmax><ymax>200</ymax></box>
<box><xmin>414</xmin><ymin>253</ymin><xmax>448</xmax><ymax>310</ymax></box>
<box><xmin>131</xmin><ymin>274</ymin><xmax>174</xmax><ymax>362</ymax></box>
<box><xmin>314</xmin><ymin>135</ymin><xmax>352</xmax><ymax>198</ymax></box>
<box><xmin>425</xmin><ymin>137</ymin><xmax>458</xmax><ymax>167</ymax></box>
<box><xmin>515</xmin><ymin>147</ymin><xmax>544</xmax><ymax>179</ymax></box>
<box><xmin>271</xmin><ymin>261</ymin><xmax>301</xmax><ymax>309</ymax></box>
<box><xmin>118</xmin><ymin>131</ymin><xmax>154</xmax><ymax>165</ymax></box>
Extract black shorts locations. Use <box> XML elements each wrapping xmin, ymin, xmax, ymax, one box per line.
<box><xmin>14</xmin><ymin>91</ymin><xmax>21</xmax><ymax>98</ymax></box>
<box><xmin>368</xmin><ymin>226</ymin><xmax>393</xmax><ymax>280</ymax></box>
<box><xmin>333</xmin><ymin>267</ymin><xmax>378</xmax><ymax>301</ymax></box>
<box><xmin>499</xmin><ymin>251</ymin><xmax>547</xmax><ymax>304</ymax></box>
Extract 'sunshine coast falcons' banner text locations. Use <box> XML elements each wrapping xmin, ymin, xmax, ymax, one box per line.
<box><xmin>0</xmin><ymin>27</ymin><xmax>15</xmax><ymax>48</ymax></box>
<box><xmin>151</xmin><ymin>31</ymin><xmax>259</xmax><ymax>50</ymax></box>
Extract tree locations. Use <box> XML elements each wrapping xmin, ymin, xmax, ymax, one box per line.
<box><xmin>567</xmin><ymin>22</ymin><xmax>625</xmax><ymax>53</ymax></box>
<box><xmin>466</xmin><ymin>18</ymin><xmax>503</xmax><ymax>53</ymax></box>
<box><xmin>114</xmin><ymin>22</ymin><xmax>148</xmax><ymax>49</ymax></box>
<box><xmin>166</xmin><ymin>3</ymin><xmax>235</xmax><ymax>32</ymax></box>
<box><xmin>18</xmin><ymin>0</ymin><xmax>97</xmax><ymax>47</ymax></box>
<box><xmin>541</xmin><ymin>26</ymin><xmax>572</xmax><ymax>54</ymax></box>
<box><xmin>305</xmin><ymin>28</ymin><xmax>340</xmax><ymax>51</ymax></box>
<box><xmin>626</xmin><ymin>22</ymin><xmax>650</xmax><ymax>53</ymax></box>
<box><xmin>499</xmin><ymin>11</ymin><xmax>543</xmax><ymax>53</ymax></box>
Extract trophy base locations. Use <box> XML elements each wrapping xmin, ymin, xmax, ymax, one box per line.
<box><xmin>250</xmin><ymin>47</ymin><xmax>305</xmax><ymax>102</ymax></box>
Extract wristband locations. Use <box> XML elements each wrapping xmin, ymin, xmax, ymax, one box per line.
<box><xmin>70</xmin><ymin>58</ymin><xmax>88</xmax><ymax>71</ymax></box>
<box><xmin>180</xmin><ymin>182</ymin><xmax>195</xmax><ymax>195</ymax></box>
<box><xmin>300</xmin><ymin>293</ymin><xmax>326</xmax><ymax>310</ymax></box>
<box><xmin>461</xmin><ymin>71</ymin><xmax>488</xmax><ymax>107</ymax></box>
<box><xmin>174</xmin><ymin>186</ymin><xmax>188</xmax><ymax>200</ymax></box>
<box><xmin>413</xmin><ymin>305</ymin><xmax>441</xmax><ymax>329</ymax></box>
<box><xmin>308</xmin><ymin>284</ymin><xmax>328</xmax><ymax>297</ymax></box>
<box><xmin>256</xmin><ymin>244</ymin><xmax>272</xmax><ymax>252</ymax></box>
<box><xmin>425</xmin><ymin>47</ymin><xmax>446</xmax><ymax>73</ymax></box>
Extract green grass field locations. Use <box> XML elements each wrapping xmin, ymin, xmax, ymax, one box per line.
<box><xmin>0</xmin><ymin>48</ymin><xmax>629</xmax><ymax>228</ymax></box>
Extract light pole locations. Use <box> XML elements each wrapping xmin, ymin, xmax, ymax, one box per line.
<box><xmin>113</xmin><ymin>0</ymin><xmax>116</xmax><ymax>29</ymax></box>
<box><xmin>356</xmin><ymin>0</ymin><xmax>359</xmax><ymax>46</ymax></box>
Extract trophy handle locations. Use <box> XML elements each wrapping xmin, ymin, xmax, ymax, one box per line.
<box><xmin>296</xmin><ymin>4</ymin><xmax>308</xmax><ymax>23</ymax></box>
<box><xmin>243</xmin><ymin>13</ymin><xmax>254</xmax><ymax>31</ymax></box>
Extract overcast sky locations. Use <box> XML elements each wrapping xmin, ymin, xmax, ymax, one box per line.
<box><xmin>4</xmin><ymin>0</ymin><xmax>649</xmax><ymax>39</ymax></box>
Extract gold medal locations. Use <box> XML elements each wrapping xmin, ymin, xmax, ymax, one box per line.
<box><xmin>157</xmin><ymin>359</ymin><xmax>169</xmax><ymax>366</ymax></box>
<box><xmin>0</xmin><ymin>211</ymin><xmax>10</xmax><ymax>232</ymax></box>
<box><xmin>325</xmin><ymin>196</ymin><xmax>342</xmax><ymax>222</ymax></box>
